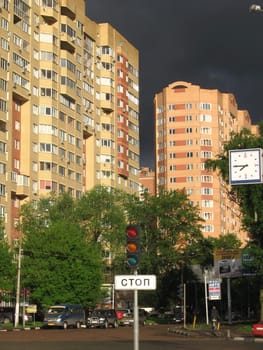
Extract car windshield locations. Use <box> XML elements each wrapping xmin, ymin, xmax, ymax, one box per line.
<box><xmin>93</xmin><ymin>309</ymin><xmax>113</xmax><ymax>317</ymax></box>
<box><xmin>48</xmin><ymin>307</ymin><xmax>66</xmax><ymax>314</ymax></box>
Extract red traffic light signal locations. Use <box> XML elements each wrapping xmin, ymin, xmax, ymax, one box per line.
<box><xmin>126</xmin><ymin>225</ymin><xmax>140</xmax><ymax>268</ymax></box>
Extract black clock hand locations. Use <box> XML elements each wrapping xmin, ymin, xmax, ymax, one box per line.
<box><xmin>233</xmin><ymin>164</ymin><xmax>248</xmax><ymax>171</ymax></box>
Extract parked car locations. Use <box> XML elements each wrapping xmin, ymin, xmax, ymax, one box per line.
<box><xmin>43</xmin><ymin>304</ymin><xmax>85</xmax><ymax>329</ymax></box>
<box><xmin>252</xmin><ymin>321</ymin><xmax>263</xmax><ymax>337</ymax></box>
<box><xmin>119</xmin><ymin>308</ymin><xmax>147</xmax><ymax>326</ymax></box>
<box><xmin>86</xmin><ymin>309</ymin><xmax>118</xmax><ymax>328</ymax></box>
<box><xmin>0</xmin><ymin>307</ymin><xmax>14</xmax><ymax>324</ymax></box>
<box><xmin>118</xmin><ymin>309</ymin><xmax>134</xmax><ymax>327</ymax></box>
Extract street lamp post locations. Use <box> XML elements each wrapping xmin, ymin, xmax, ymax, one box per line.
<box><xmin>14</xmin><ymin>246</ymin><xmax>22</xmax><ymax>328</ymax></box>
<box><xmin>204</xmin><ymin>268</ymin><xmax>209</xmax><ymax>325</ymax></box>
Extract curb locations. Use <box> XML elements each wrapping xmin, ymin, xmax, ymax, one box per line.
<box><xmin>168</xmin><ymin>327</ymin><xmax>263</xmax><ymax>342</ymax></box>
<box><xmin>167</xmin><ymin>327</ymin><xmax>190</xmax><ymax>336</ymax></box>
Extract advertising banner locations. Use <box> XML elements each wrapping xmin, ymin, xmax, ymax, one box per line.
<box><xmin>214</xmin><ymin>249</ymin><xmax>242</xmax><ymax>278</ymax></box>
<box><xmin>208</xmin><ymin>280</ymin><xmax>221</xmax><ymax>300</ymax></box>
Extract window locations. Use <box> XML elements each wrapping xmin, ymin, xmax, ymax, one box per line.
<box><xmin>201</xmin><ymin>151</ymin><xmax>212</xmax><ymax>158</ymax></box>
<box><xmin>59</xmin><ymin>166</ymin><xmax>65</xmax><ymax>177</ymax></box>
<box><xmin>202</xmin><ymin>187</ymin><xmax>213</xmax><ymax>195</ymax></box>
<box><xmin>203</xmin><ymin>212</ymin><xmax>214</xmax><ymax>220</ymax></box>
<box><xmin>39</xmin><ymin>143</ymin><xmax>57</xmax><ymax>154</ymax></box>
<box><xmin>200</xmin><ymin>127</ymin><xmax>212</xmax><ymax>134</ymax></box>
<box><xmin>202</xmin><ymin>200</ymin><xmax>214</xmax><ymax>208</ymax></box>
<box><xmin>0</xmin><ymin>141</ymin><xmax>6</xmax><ymax>153</ymax></box>
<box><xmin>200</xmin><ymin>114</ymin><xmax>212</xmax><ymax>122</ymax></box>
<box><xmin>68</xmin><ymin>152</ymin><xmax>74</xmax><ymax>163</ymax></box>
<box><xmin>201</xmin><ymin>139</ymin><xmax>212</xmax><ymax>146</ymax></box>
<box><xmin>203</xmin><ymin>225</ymin><xmax>214</xmax><ymax>232</ymax></box>
<box><xmin>0</xmin><ymin>184</ymin><xmax>6</xmax><ymax>196</ymax></box>
<box><xmin>200</xmin><ymin>103</ymin><xmax>212</xmax><ymax>110</ymax></box>
<box><xmin>0</xmin><ymin>205</ymin><xmax>5</xmax><ymax>217</ymax></box>
<box><xmin>0</xmin><ymin>163</ymin><xmax>6</xmax><ymax>174</ymax></box>
<box><xmin>201</xmin><ymin>175</ymin><xmax>213</xmax><ymax>183</ymax></box>
<box><xmin>186</xmin><ymin>139</ymin><xmax>193</xmax><ymax>145</ymax></box>
<box><xmin>186</xmin><ymin>176</ymin><xmax>193</xmax><ymax>182</ymax></box>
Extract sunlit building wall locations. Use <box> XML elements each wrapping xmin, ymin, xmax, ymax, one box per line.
<box><xmin>0</xmin><ymin>0</ymin><xmax>140</xmax><ymax>243</ymax></box>
<box><xmin>154</xmin><ymin>81</ymin><xmax>251</xmax><ymax>243</ymax></box>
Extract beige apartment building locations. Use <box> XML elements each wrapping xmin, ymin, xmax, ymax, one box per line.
<box><xmin>0</xmin><ymin>0</ymin><xmax>140</xmax><ymax>243</ymax></box>
<box><xmin>154</xmin><ymin>81</ymin><xmax>253</xmax><ymax>243</ymax></box>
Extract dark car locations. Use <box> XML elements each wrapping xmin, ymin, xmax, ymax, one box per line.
<box><xmin>86</xmin><ymin>309</ymin><xmax>118</xmax><ymax>328</ymax></box>
<box><xmin>0</xmin><ymin>307</ymin><xmax>14</xmax><ymax>324</ymax></box>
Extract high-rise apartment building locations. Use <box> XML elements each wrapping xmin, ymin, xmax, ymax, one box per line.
<box><xmin>0</xmin><ymin>0</ymin><xmax>140</xmax><ymax>243</ymax></box>
<box><xmin>154</xmin><ymin>81</ymin><xmax>253</xmax><ymax>242</ymax></box>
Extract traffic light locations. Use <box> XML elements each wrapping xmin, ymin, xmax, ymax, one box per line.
<box><xmin>126</xmin><ymin>225</ymin><xmax>140</xmax><ymax>268</ymax></box>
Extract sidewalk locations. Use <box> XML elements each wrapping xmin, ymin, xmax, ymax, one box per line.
<box><xmin>167</xmin><ymin>324</ymin><xmax>263</xmax><ymax>343</ymax></box>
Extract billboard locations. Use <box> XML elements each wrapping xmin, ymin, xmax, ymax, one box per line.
<box><xmin>214</xmin><ymin>249</ymin><xmax>242</xmax><ymax>278</ymax></box>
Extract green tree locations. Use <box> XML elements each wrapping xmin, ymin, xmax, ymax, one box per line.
<box><xmin>117</xmin><ymin>190</ymin><xmax>204</xmax><ymax>305</ymax></box>
<box><xmin>76</xmin><ymin>186</ymin><xmax>128</xmax><ymax>252</ymax></box>
<box><xmin>0</xmin><ymin>222</ymin><xmax>16</xmax><ymax>294</ymax></box>
<box><xmin>20</xmin><ymin>193</ymin><xmax>103</xmax><ymax>309</ymax></box>
<box><xmin>205</xmin><ymin>126</ymin><xmax>263</xmax><ymax>319</ymax></box>
<box><xmin>206</xmin><ymin>126</ymin><xmax>263</xmax><ymax>249</ymax></box>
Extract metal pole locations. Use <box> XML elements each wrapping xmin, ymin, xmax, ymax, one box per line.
<box><xmin>134</xmin><ymin>269</ymin><xmax>139</xmax><ymax>350</ymax></box>
<box><xmin>227</xmin><ymin>278</ymin><xmax>232</xmax><ymax>324</ymax></box>
<box><xmin>14</xmin><ymin>247</ymin><xmax>22</xmax><ymax>328</ymax></box>
<box><xmin>183</xmin><ymin>283</ymin><xmax>186</xmax><ymax>328</ymax></box>
<box><xmin>204</xmin><ymin>270</ymin><xmax>209</xmax><ymax>325</ymax></box>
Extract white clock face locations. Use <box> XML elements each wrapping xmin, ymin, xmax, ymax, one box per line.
<box><xmin>230</xmin><ymin>149</ymin><xmax>262</xmax><ymax>184</ymax></box>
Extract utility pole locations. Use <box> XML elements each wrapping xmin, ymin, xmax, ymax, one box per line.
<box><xmin>14</xmin><ymin>246</ymin><xmax>22</xmax><ymax>328</ymax></box>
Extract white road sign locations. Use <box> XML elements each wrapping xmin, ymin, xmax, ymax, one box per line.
<box><xmin>114</xmin><ymin>274</ymin><xmax>157</xmax><ymax>290</ymax></box>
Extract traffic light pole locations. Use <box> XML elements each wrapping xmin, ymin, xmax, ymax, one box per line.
<box><xmin>134</xmin><ymin>269</ymin><xmax>139</xmax><ymax>350</ymax></box>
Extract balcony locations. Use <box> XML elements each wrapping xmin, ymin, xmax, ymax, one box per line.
<box><xmin>61</xmin><ymin>0</ymin><xmax>76</xmax><ymax>20</ymax></box>
<box><xmin>83</xmin><ymin>124</ymin><xmax>95</xmax><ymax>139</ymax></box>
<box><xmin>101</xmin><ymin>100</ymin><xmax>114</xmax><ymax>114</ymax></box>
<box><xmin>12</xmin><ymin>173</ymin><xmax>30</xmax><ymax>199</ymax></box>
<box><xmin>12</xmin><ymin>82</ymin><xmax>30</xmax><ymax>104</ymax></box>
<box><xmin>60</xmin><ymin>34</ymin><xmax>75</xmax><ymax>54</ymax></box>
<box><xmin>40</xmin><ymin>6</ymin><xmax>58</xmax><ymax>24</ymax></box>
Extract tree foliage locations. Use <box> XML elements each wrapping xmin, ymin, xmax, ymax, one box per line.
<box><xmin>0</xmin><ymin>221</ymin><xmax>16</xmax><ymax>293</ymax></box>
<box><xmin>115</xmin><ymin>189</ymin><xmax>205</xmax><ymax>276</ymax></box>
<box><xmin>205</xmin><ymin>124</ymin><xmax>263</xmax><ymax>274</ymax></box>
<box><xmin>20</xmin><ymin>193</ymin><xmax>103</xmax><ymax>309</ymax></box>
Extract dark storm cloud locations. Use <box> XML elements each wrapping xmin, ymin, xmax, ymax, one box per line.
<box><xmin>85</xmin><ymin>0</ymin><xmax>263</xmax><ymax>167</ymax></box>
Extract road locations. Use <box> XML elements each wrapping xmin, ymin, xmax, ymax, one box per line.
<box><xmin>0</xmin><ymin>325</ymin><xmax>262</xmax><ymax>350</ymax></box>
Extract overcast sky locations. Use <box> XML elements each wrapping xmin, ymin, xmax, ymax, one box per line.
<box><xmin>85</xmin><ymin>0</ymin><xmax>263</xmax><ymax>168</ymax></box>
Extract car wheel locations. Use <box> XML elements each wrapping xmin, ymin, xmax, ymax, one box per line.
<box><xmin>63</xmin><ymin>322</ymin><xmax>68</xmax><ymax>329</ymax></box>
<box><xmin>113</xmin><ymin>320</ymin><xmax>118</xmax><ymax>328</ymax></box>
<box><xmin>76</xmin><ymin>321</ymin><xmax>80</xmax><ymax>329</ymax></box>
<box><xmin>104</xmin><ymin>320</ymin><xmax>109</xmax><ymax>329</ymax></box>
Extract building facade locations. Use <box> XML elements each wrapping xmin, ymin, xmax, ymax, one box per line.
<box><xmin>0</xmin><ymin>0</ymin><xmax>140</xmax><ymax>243</ymax></box>
<box><xmin>154</xmin><ymin>81</ymin><xmax>252</xmax><ymax>242</ymax></box>
<box><xmin>139</xmin><ymin>167</ymin><xmax>155</xmax><ymax>196</ymax></box>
